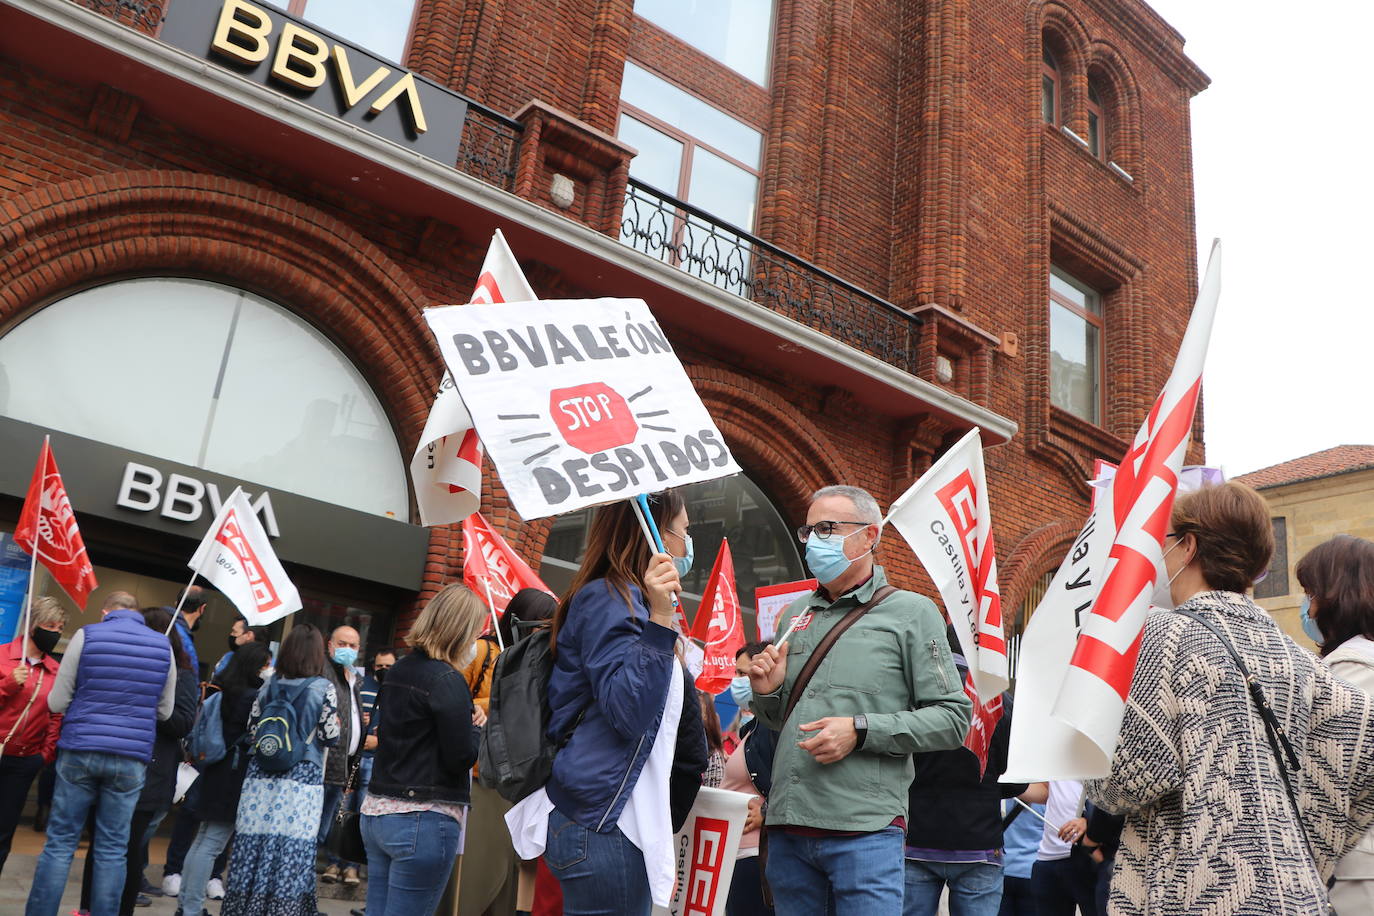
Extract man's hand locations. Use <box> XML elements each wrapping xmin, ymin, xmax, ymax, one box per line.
<box><xmin>472</xmin><ymin>705</ymin><xmax>488</xmax><ymax>727</ymax></box>
<box><xmin>747</xmin><ymin>643</ymin><xmax>788</xmax><ymax>695</ymax></box>
<box><xmin>744</xmin><ymin>797</ymin><xmax>764</xmax><ymax>833</ymax></box>
<box><xmin>1058</xmin><ymin>816</ymin><xmax>1086</xmax><ymax>843</ymax></box>
<box><xmin>11</xmin><ymin>664</ymin><xmax>29</xmax><ymax>687</ymax></box>
<box><xmin>363</xmin><ymin>734</ymin><xmax>378</xmax><ymax>752</ymax></box>
<box><xmin>798</xmin><ymin>717</ymin><xmax>859</xmax><ymax>764</ymax></box>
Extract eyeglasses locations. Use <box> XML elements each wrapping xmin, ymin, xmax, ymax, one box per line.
<box><xmin>796</xmin><ymin>520</ymin><xmax>870</xmax><ymax>544</ymax></box>
<box><xmin>663</xmin><ymin>527</ymin><xmax>690</xmax><ymax>543</ymax></box>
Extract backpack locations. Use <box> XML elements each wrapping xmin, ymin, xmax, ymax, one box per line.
<box><xmin>478</xmin><ymin>628</ymin><xmax>580</xmax><ymax>802</ymax></box>
<box><xmin>187</xmin><ymin>690</ymin><xmax>227</xmax><ymax>770</ymax></box>
<box><xmin>252</xmin><ymin>678</ymin><xmax>320</xmax><ymax>773</ymax></box>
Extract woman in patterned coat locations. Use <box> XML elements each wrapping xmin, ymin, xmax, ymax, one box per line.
<box><xmin>1086</xmin><ymin>482</ymin><xmax>1374</xmax><ymax>915</ymax></box>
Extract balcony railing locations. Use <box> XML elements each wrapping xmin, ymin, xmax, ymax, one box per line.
<box><xmin>456</xmin><ymin>102</ymin><xmax>521</xmax><ymax>192</ymax></box>
<box><xmin>620</xmin><ymin>179</ymin><xmax>922</xmax><ymax>374</ymax></box>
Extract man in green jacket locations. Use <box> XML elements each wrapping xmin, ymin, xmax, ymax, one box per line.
<box><xmin>748</xmin><ymin>485</ymin><xmax>972</xmax><ymax>915</ymax></box>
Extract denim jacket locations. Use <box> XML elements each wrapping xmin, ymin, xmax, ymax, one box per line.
<box><xmin>753</xmin><ymin>566</ymin><xmax>972</xmax><ymax>831</ymax></box>
<box><xmin>546</xmin><ymin>578</ymin><xmax>681</xmax><ymax>833</ymax></box>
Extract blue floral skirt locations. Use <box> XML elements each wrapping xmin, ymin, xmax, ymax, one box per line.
<box><xmin>221</xmin><ymin>757</ymin><xmax>324</xmax><ymax>916</ymax></box>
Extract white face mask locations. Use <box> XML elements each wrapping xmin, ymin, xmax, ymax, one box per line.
<box><xmin>1151</xmin><ymin>538</ymin><xmax>1186</xmax><ymax>610</ymax></box>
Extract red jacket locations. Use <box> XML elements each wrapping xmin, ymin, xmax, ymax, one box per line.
<box><xmin>0</xmin><ymin>636</ymin><xmax>63</xmax><ymax>763</ymax></box>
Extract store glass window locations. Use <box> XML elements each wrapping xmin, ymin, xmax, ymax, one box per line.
<box><xmin>1254</xmin><ymin>517</ymin><xmax>1290</xmax><ymax>600</ymax></box>
<box><xmin>277</xmin><ymin>0</ymin><xmax>418</xmax><ymax>63</ymax></box>
<box><xmin>0</xmin><ymin>278</ymin><xmax>408</xmax><ymax>519</ymax></box>
<box><xmin>633</xmin><ymin>0</ymin><xmax>775</xmax><ymax>85</ymax></box>
<box><xmin>1048</xmin><ymin>267</ymin><xmax>1103</xmax><ymax>424</ymax></box>
<box><xmin>539</xmin><ymin>474</ymin><xmax>804</xmax><ymax>637</ymax></box>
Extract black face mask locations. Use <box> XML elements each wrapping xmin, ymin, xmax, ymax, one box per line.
<box><xmin>373</xmin><ymin>669</ymin><xmax>388</xmax><ymax>685</ymax></box>
<box><xmin>31</xmin><ymin>628</ymin><xmax>60</xmax><ymax>657</ymax></box>
<box><xmin>227</xmin><ymin>634</ymin><xmax>239</xmax><ymax>653</ymax></box>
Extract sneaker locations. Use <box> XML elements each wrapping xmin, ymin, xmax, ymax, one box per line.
<box><xmin>142</xmin><ymin>876</ymin><xmax>163</xmax><ymax>897</ymax></box>
<box><xmin>320</xmin><ymin>863</ymin><xmax>341</xmax><ymax>884</ymax></box>
<box><xmin>161</xmin><ymin>874</ymin><xmax>182</xmax><ymax>897</ymax></box>
<box><xmin>341</xmin><ymin>866</ymin><xmax>360</xmax><ymax>886</ymax></box>
<box><xmin>206</xmin><ymin>877</ymin><xmax>226</xmax><ymax>899</ymax></box>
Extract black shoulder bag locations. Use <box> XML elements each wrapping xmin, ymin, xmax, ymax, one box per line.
<box><xmin>1177</xmin><ymin>608</ymin><xmax>1336</xmax><ymax>915</ymax></box>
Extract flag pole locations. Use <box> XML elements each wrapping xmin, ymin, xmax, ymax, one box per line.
<box><xmin>482</xmin><ymin>578</ymin><xmax>504</xmax><ymax>651</ymax></box>
<box><xmin>17</xmin><ymin>435</ymin><xmax>50</xmax><ymax>660</ymax></box>
<box><xmin>165</xmin><ymin>571</ymin><xmax>199</xmax><ymax>636</ymax></box>
<box><xmin>1013</xmin><ymin>797</ymin><xmax>1054</xmax><ymax>829</ymax></box>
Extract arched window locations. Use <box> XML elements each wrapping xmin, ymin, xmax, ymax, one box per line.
<box><xmin>1087</xmin><ymin>78</ymin><xmax>1108</xmax><ymax>160</ymax></box>
<box><xmin>0</xmin><ymin>278</ymin><xmax>409</xmax><ymax>519</ymax></box>
<box><xmin>1041</xmin><ymin>47</ymin><xmax>1061</xmax><ymax>126</ymax></box>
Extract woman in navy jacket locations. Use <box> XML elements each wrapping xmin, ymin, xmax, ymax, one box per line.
<box><xmin>544</xmin><ymin>488</ymin><xmax>707</xmax><ymax>915</ymax></box>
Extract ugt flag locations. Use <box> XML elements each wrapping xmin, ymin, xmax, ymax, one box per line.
<box><xmin>411</xmin><ymin>229</ymin><xmax>536</xmax><ymax>526</ymax></box>
<box><xmin>1003</xmin><ymin>240</ymin><xmax>1223</xmax><ymax>781</ymax></box>
<box><xmin>461</xmin><ymin>512</ymin><xmax>553</xmax><ymax>613</ymax></box>
<box><xmin>14</xmin><ymin>437</ymin><xmax>98</xmax><ymax>609</ymax></box>
<box><xmin>886</xmin><ymin>427</ymin><xmax>1008</xmax><ymax>702</ymax></box>
<box><xmin>189</xmin><ymin>487</ymin><xmax>302</xmax><ymax>626</ymax></box>
<box><xmin>689</xmin><ymin>538</ymin><xmax>744</xmax><ymax>694</ymax></box>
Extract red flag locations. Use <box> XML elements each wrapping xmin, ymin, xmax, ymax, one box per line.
<box><xmin>14</xmin><ymin>438</ymin><xmax>98</xmax><ymax>609</ymax></box>
<box><xmin>690</xmin><ymin>539</ymin><xmax>744</xmax><ymax>693</ymax></box>
<box><xmin>461</xmin><ymin>512</ymin><xmax>553</xmax><ymax>614</ymax></box>
<box><xmin>961</xmin><ymin>671</ymin><xmax>1004</xmax><ymax>777</ymax></box>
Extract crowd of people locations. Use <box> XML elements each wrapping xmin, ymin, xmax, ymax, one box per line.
<box><xmin>4</xmin><ymin>480</ymin><xmax>1374</xmax><ymax>915</ymax></box>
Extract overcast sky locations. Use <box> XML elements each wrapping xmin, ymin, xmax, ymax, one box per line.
<box><xmin>1139</xmin><ymin>1</ymin><xmax>1374</xmax><ymax>476</ymax></box>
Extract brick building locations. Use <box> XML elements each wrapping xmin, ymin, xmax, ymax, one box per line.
<box><xmin>0</xmin><ymin>0</ymin><xmax>1207</xmax><ymax>655</ymax></box>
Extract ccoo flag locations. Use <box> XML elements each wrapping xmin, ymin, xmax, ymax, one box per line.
<box><xmin>1003</xmin><ymin>241</ymin><xmax>1223</xmax><ymax>782</ymax></box>
<box><xmin>411</xmin><ymin>230</ymin><xmax>537</xmax><ymax>527</ymax></box>
<box><xmin>15</xmin><ymin>437</ymin><xmax>98</xmax><ymax>609</ymax></box>
<box><xmin>461</xmin><ymin>512</ymin><xmax>554</xmax><ymax>613</ymax></box>
<box><xmin>885</xmin><ymin>427</ymin><xmax>1008</xmax><ymax>703</ymax></box>
<box><xmin>189</xmin><ymin>487</ymin><xmax>302</xmax><ymax>627</ymax></box>
<box><xmin>689</xmin><ymin>538</ymin><xmax>745</xmax><ymax>694</ymax></box>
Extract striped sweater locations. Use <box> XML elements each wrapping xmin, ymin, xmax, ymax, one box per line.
<box><xmin>1086</xmin><ymin>591</ymin><xmax>1374</xmax><ymax>915</ymax></box>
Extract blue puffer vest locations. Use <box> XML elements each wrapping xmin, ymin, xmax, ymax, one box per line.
<box><xmin>59</xmin><ymin>609</ymin><xmax>172</xmax><ymax>762</ymax></box>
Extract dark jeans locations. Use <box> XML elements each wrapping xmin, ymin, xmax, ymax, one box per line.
<box><xmin>1095</xmin><ymin>854</ymin><xmax>1114</xmax><ymax>914</ymax></box>
<box><xmin>0</xmin><ymin>753</ymin><xmax>44</xmax><ymax>875</ymax></box>
<box><xmin>546</xmin><ymin>807</ymin><xmax>652</xmax><ymax>916</ymax></box>
<box><xmin>725</xmin><ymin>854</ymin><xmax>774</xmax><ymax>916</ymax></box>
<box><xmin>1030</xmin><ymin>851</ymin><xmax>1098</xmax><ymax>916</ymax></box>
<box><xmin>997</xmin><ymin>876</ymin><xmax>1034</xmax><ymax>916</ymax></box>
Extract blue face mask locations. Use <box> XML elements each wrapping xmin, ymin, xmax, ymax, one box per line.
<box><xmin>332</xmin><ymin>646</ymin><xmax>359</xmax><ymax>668</ymax></box>
<box><xmin>672</xmin><ymin>534</ymin><xmax>694</xmax><ymax>578</ymax></box>
<box><xmin>730</xmin><ymin>675</ymin><xmax>752</xmax><ymax>709</ymax></box>
<box><xmin>1300</xmin><ymin>595</ymin><xmax>1323</xmax><ymax>645</ymax></box>
<box><xmin>805</xmin><ymin>528</ymin><xmax>872</xmax><ymax>585</ymax></box>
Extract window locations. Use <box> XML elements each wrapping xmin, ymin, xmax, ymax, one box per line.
<box><xmin>618</xmin><ymin>62</ymin><xmax>763</xmax><ymax>291</ymax></box>
<box><xmin>633</xmin><ymin>0</ymin><xmax>775</xmax><ymax>85</ymax></box>
<box><xmin>276</xmin><ymin>0</ymin><xmax>418</xmax><ymax>63</ymax></box>
<box><xmin>1042</xmin><ymin>47</ymin><xmax>1061</xmax><ymax>126</ymax></box>
<box><xmin>1087</xmin><ymin>79</ymin><xmax>1107</xmax><ymax>160</ymax></box>
<box><xmin>1254</xmin><ymin>518</ymin><xmax>1290</xmax><ymax>599</ymax></box>
<box><xmin>0</xmin><ymin>278</ymin><xmax>409</xmax><ymax>518</ymax></box>
<box><xmin>1049</xmin><ymin>267</ymin><xmax>1103</xmax><ymax>424</ymax></box>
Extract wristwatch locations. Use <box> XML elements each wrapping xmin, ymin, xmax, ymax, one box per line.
<box><xmin>853</xmin><ymin>714</ymin><xmax>868</xmax><ymax>749</ymax></box>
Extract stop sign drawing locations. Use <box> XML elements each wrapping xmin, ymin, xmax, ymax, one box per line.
<box><xmin>550</xmin><ymin>383</ymin><xmax>639</xmax><ymax>454</ymax></box>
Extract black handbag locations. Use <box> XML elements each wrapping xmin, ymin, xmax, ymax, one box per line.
<box><xmin>325</xmin><ymin>757</ymin><xmax>367</xmax><ymax>864</ymax></box>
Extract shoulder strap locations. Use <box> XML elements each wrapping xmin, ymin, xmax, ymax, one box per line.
<box><xmin>1176</xmin><ymin>608</ymin><xmax>1331</xmax><ymax>904</ymax></box>
<box><xmin>781</xmin><ymin>586</ymin><xmax>896</xmax><ymax>728</ymax></box>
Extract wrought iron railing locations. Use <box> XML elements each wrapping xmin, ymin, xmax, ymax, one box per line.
<box><xmin>68</xmin><ymin>0</ymin><xmax>164</xmax><ymax>32</ymax></box>
<box><xmin>620</xmin><ymin>179</ymin><xmax>921</xmax><ymax>373</ymax></box>
<box><xmin>456</xmin><ymin>102</ymin><xmax>521</xmax><ymax>191</ymax></box>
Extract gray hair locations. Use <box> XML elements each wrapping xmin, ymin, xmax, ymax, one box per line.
<box><xmin>27</xmin><ymin>596</ymin><xmax>67</xmax><ymax>631</ymax></box>
<box><xmin>810</xmin><ymin>485</ymin><xmax>883</xmax><ymax>525</ymax></box>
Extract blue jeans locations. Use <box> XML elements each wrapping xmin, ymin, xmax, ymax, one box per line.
<box><xmin>903</xmin><ymin>859</ymin><xmax>1003</xmax><ymax>916</ymax></box>
<box><xmin>545</xmin><ymin>807</ymin><xmax>652</xmax><ymax>916</ymax></box>
<box><xmin>179</xmin><ymin>820</ymin><xmax>234</xmax><ymax>916</ymax></box>
<box><xmin>362</xmin><ymin>809</ymin><xmax>462</xmax><ymax>916</ymax></box>
<box><xmin>25</xmin><ymin>749</ymin><xmax>146</xmax><ymax>916</ymax></box>
<box><xmin>766</xmin><ymin>826</ymin><xmax>906</xmax><ymax>915</ymax></box>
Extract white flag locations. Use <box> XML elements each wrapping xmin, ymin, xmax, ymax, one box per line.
<box><xmin>411</xmin><ymin>229</ymin><xmax>536</xmax><ymax>526</ymax></box>
<box><xmin>885</xmin><ymin>428</ymin><xmax>1008</xmax><ymax>702</ymax></box>
<box><xmin>188</xmin><ymin>488</ymin><xmax>302</xmax><ymax>627</ymax></box>
<box><xmin>1003</xmin><ymin>241</ymin><xmax>1223</xmax><ymax>781</ymax></box>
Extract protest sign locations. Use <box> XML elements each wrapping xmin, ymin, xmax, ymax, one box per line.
<box><xmin>424</xmin><ymin>298</ymin><xmax>741</xmax><ymax>520</ymax></box>
<box><xmin>754</xmin><ymin>579</ymin><xmax>817</xmax><ymax>641</ymax></box>
<box><xmin>652</xmin><ymin>787</ymin><xmax>753</xmax><ymax>916</ymax></box>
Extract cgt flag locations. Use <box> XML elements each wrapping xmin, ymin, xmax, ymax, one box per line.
<box><xmin>412</xmin><ymin>230</ymin><xmax>537</xmax><ymax>527</ymax></box>
<box><xmin>15</xmin><ymin>437</ymin><xmax>98</xmax><ymax>609</ymax></box>
<box><xmin>885</xmin><ymin>427</ymin><xmax>1008</xmax><ymax>703</ymax></box>
<box><xmin>689</xmin><ymin>538</ymin><xmax>744</xmax><ymax>694</ymax></box>
<box><xmin>1003</xmin><ymin>241</ymin><xmax>1223</xmax><ymax>782</ymax></box>
<box><xmin>461</xmin><ymin>512</ymin><xmax>554</xmax><ymax>613</ymax></box>
<box><xmin>189</xmin><ymin>487</ymin><xmax>302</xmax><ymax>627</ymax></box>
